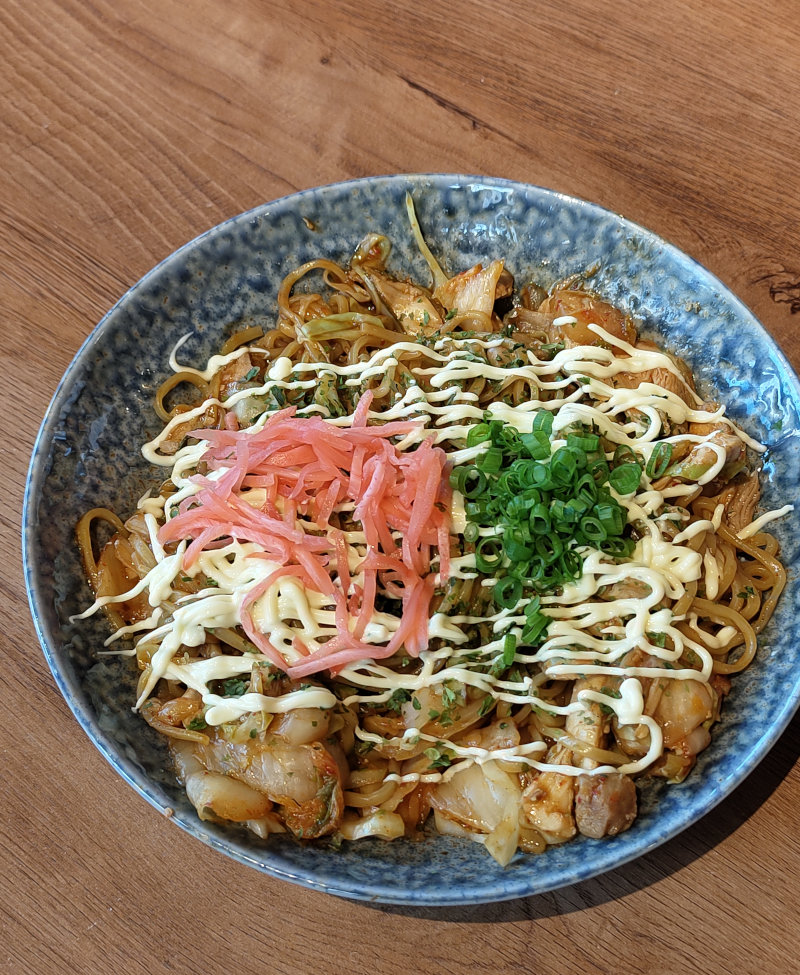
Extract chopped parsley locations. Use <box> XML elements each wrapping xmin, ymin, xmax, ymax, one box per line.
<box><xmin>441</xmin><ymin>684</ymin><xmax>458</xmax><ymax>709</ymax></box>
<box><xmin>222</xmin><ymin>677</ymin><xmax>248</xmax><ymax>697</ymax></box>
<box><xmin>423</xmin><ymin>745</ymin><xmax>453</xmax><ymax>770</ymax></box>
<box><xmin>478</xmin><ymin>694</ymin><xmax>494</xmax><ymax>718</ymax></box>
<box><xmin>385</xmin><ymin>688</ymin><xmax>412</xmax><ymax>713</ymax></box>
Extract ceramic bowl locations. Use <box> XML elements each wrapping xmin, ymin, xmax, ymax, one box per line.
<box><xmin>23</xmin><ymin>174</ymin><xmax>800</xmax><ymax>905</ymax></box>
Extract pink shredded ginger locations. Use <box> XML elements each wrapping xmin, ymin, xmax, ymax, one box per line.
<box><xmin>158</xmin><ymin>393</ymin><xmax>452</xmax><ymax>676</ymax></box>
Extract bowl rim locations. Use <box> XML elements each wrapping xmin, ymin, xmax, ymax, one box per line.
<box><xmin>22</xmin><ymin>172</ymin><xmax>800</xmax><ymax>905</ymax></box>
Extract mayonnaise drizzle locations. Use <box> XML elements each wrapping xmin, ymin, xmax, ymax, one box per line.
<box><xmin>81</xmin><ymin>324</ymin><xmax>780</xmax><ymax>779</ymax></box>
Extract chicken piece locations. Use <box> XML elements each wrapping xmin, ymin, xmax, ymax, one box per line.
<box><xmin>537</xmin><ymin>289</ymin><xmax>637</xmax><ymax>347</ymax></box>
<box><xmin>565</xmin><ymin>677</ymin><xmax>610</xmax><ymax>770</ymax></box>
<box><xmin>453</xmin><ymin>719</ymin><xmax>520</xmax><ymax>752</ymax></box>
<box><xmin>613</xmin><ymin>719</ymin><xmax>652</xmax><ymax>759</ymax></box>
<box><xmin>687</xmin><ymin>400</ymin><xmax>727</xmax><ymax>438</ymax></box>
<box><xmin>600</xmin><ymin>579</ymin><xmax>653</xmax><ymax>601</ymax></box>
<box><xmin>434</xmin><ymin>260</ymin><xmax>505</xmax><ymax>319</ymax></box>
<box><xmin>574</xmin><ymin>773</ymin><xmax>637</xmax><ymax>838</ymax></box>
<box><xmin>157</xmin><ymin>402</ymin><xmax>219</xmax><ymax>455</ymax></box>
<box><xmin>614</xmin><ymin>365</ymin><xmax>696</xmax><ymax>407</ymax></box>
<box><xmin>505</xmin><ymin>306</ymin><xmax>557</xmax><ymax>339</ymax></box>
<box><xmin>495</xmin><ymin>266</ymin><xmax>515</xmax><ymax>300</ymax></box>
<box><xmin>218</xmin><ymin>350</ymin><xmax>254</xmax><ymax>400</ymax></box>
<box><xmin>667</xmin><ymin>431</ymin><xmax>745</xmax><ymax>484</ymax></box>
<box><xmin>652</xmin><ymin>678</ymin><xmax>714</xmax><ymax>749</ymax></box>
<box><xmin>521</xmin><ymin>743</ymin><xmax>576</xmax><ymax>844</ymax></box>
<box><xmin>357</xmin><ymin>267</ymin><xmax>442</xmax><ymax>335</ymax></box>
<box><xmin>653</xmin><ymin>675</ymin><xmax>727</xmax><ymax>781</ymax></box>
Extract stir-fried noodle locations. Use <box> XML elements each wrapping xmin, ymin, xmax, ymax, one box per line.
<box><xmin>75</xmin><ymin>199</ymin><xmax>790</xmax><ymax>863</ymax></box>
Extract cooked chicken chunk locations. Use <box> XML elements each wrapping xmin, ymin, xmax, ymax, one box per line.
<box><xmin>575</xmin><ymin>773</ymin><xmax>637</xmax><ymax>838</ymax></box>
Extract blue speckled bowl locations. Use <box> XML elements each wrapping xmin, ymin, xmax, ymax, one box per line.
<box><xmin>23</xmin><ymin>174</ymin><xmax>800</xmax><ymax>906</ymax></box>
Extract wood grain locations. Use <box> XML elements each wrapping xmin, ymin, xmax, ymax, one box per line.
<box><xmin>3</xmin><ymin>1</ymin><xmax>800</xmax><ymax>973</ymax></box>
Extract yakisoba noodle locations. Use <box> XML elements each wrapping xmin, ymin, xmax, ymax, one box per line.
<box><xmin>75</xmin><ymin>198</ymin><xmax>790</xmax><ymax>863</ymax></box>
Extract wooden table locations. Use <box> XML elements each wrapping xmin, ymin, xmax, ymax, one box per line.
<box><xmin>4</xmin><ymin>1</ymin><xmax>799</xmax><ymax>972</ymax></box>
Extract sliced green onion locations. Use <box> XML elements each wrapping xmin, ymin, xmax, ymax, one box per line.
<box><xmin>477</xmin><ymin>446</ymin><xmax>504</xmax><ymax>474</ymax></box>
<box><xmin>466</xmin><ymin>423</ymin><xmax>491</xmax><ymax>447</ymax></box>
<box><xmin>450</xmin><ymin>466</ymin><xmax>488</xmax><ymax>499</ymax></box>
<box><xmin>613</xmin><ymin>443</ymin><xmax>637</xmax><ymax>466</ymax></box>
<box><xmin>452</xmin><ymin>415</ymin><xmax>634</xmax><ymax>603</ymax></box>
<box><xmin>560</xmin><ymin>548</ymin><xmax>583</xmax><ymax>578</ymax></box>
<box><xmin>600</xmin><ymin>536</ymin><xmax>635</xmax><ymax>557</ymax></box>
<box><xmin>501</xmin><ymin>633</ymin><xmax>517</xmax><ymax>668</ymax></box>
<box><xmin>504</xmin><ymin>526</ymin><xmax>534</xmax><ymax>562</ymax></box>
<box><xmin>521</xmin><ymin>430</ymin><xmax>551</xmax><ymax>460</ymax></box>
<box><xmin>494</xmin><ymin>577</ymin><xmax>522</xmax><ymax>609</ymax></box>
<box><xmin>463</xmin><ymin>521</ymin><xmax>480</xmax><ymax>544</ymax></box>
<box><xmin>588</xmin><ymin>456</ymin><xmax>610</xmax><ymax>482</ymax></box>
<box><xmin>529</xmin><ymin>503</ymin><xmax>551</xmax><ymax>534</ymax></box>
<box><xmin>475</xmin><ymin>537</ymin><xmax>504</xmax><ymax>572</ymax></box>
<box><xmin>550</xmin><ymin>447</ymin><xmax>578</xmax><ymax>485</ymax></box>
<box><xmin>465</xmin><ymin>500</ymin><xmax>488</xmax><ymax>520</ymax></box>
<box><xmin>522</xmin><ymin>606</ymin><xmax>549</xmax><ymax>643</ymax></box>
<box><xmin>535</xmin><ymin>534</ymin><xmax>563</xmax><ymax>562</ymax></box>
<box><xmin>608</xmin><ymin>462</ymin><xmax>642</xmax><ymax>495</ymax></box>
<box><xmin>580</xmin><ymin>515</ymin><xmax>607</xmax><ymax>543</ymax></box>
<box><xmin>646</xmin><ymin>441</ymin><xmax>673</xmax><ymax>478</ymax></box>
<box><xmin>595</xmin><ymin>502</ymin><xmax>624</xmax><ymax>536</ymax></box>
<box><xmin>532</xmin><ymin>410</ymin><xmax>554</xmax><ymax>435</ymax></box>
<box><xmin>567</xmin><ymin>432</ymin><xmax>600</xmax><ymax>452</ymax></box>
<box><xmin>574</xmin><ymin>472</ymin><xmax>598</xmax><ymax>505</ymax></box>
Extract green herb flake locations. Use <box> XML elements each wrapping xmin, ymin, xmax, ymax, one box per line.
<box><xmin>222</xmin><ymin>677</ymin><xmax>248</xmax><ymax>697</ymax></box>
<box><xmin>423</xmin><ymin>746</ymin><xmax>452</xmax><ymax>770</ymax></box>
<box><xmin>478</xmin><ymin>694</ymin><xmax>494</xmax><ymax>718</ymax></box>
<box><xmin>386</xmin><ymin>688</ymin><xmax>412</xmax><ymax>713</ymax></box>
<box><xmin>441</xmin><ymin>685</ymin><xmax>458</xmax><ymax>709</ymax></box>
